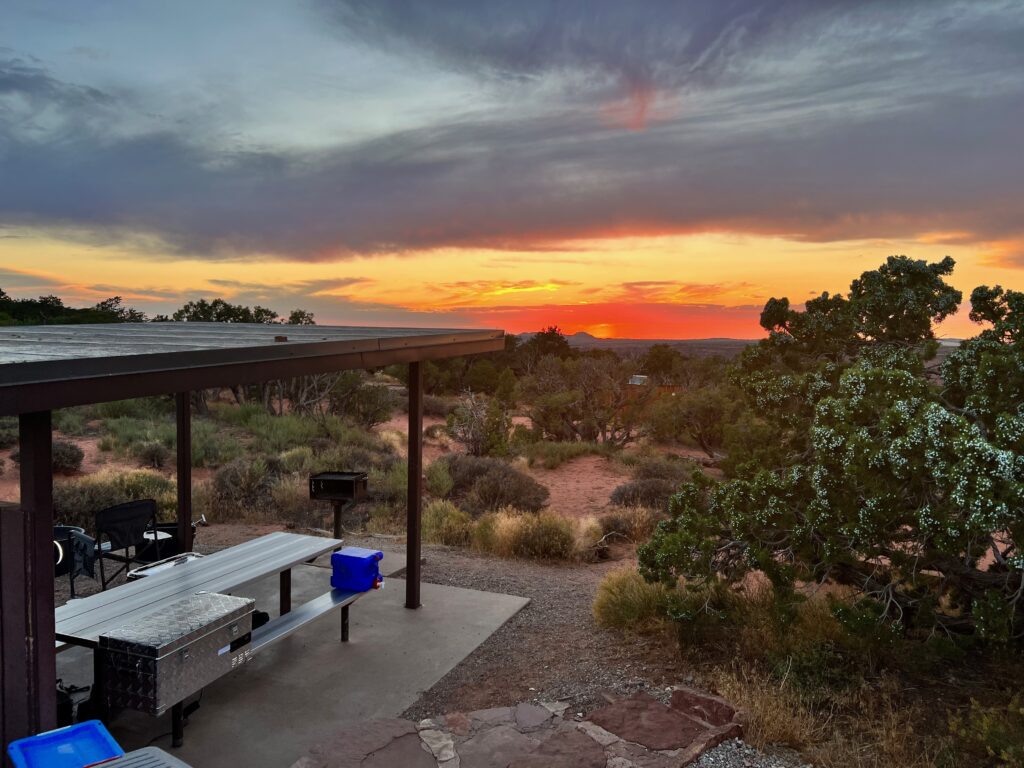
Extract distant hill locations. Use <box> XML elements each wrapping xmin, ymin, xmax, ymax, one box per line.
<box><xmin>517</xmin><ymin>331</ymin><xmax>757</xmax><ymax>358</ymax></box>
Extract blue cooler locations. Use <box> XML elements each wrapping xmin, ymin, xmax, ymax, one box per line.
<box><xmin>7</xmin><ymin>720</ymin><xmax>124</xmax><ymax>768</ymax></box>
<box><xmin>331</xmin><ymin>547</ymin><xmax>384</xmax><ymax>592</ymax></box>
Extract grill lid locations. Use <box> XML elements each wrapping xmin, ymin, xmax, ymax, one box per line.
<box><xmin>98</xmin><ymin>592</ymin><xmax>254</xmax><ymax>658</ymax></box>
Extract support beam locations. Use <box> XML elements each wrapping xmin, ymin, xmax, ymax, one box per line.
<box><xmin>175</xmin><ymin>392</ymin><xmax>193</xmax><ymax>552</ymax></box>
<box><xmin>405</xmin><ymin>361</ymin><xmax>423</xmax><ymax>609</ymax></box>
<box><xmin>1</xmin><ymin>412</ymin><xmax>58</xmax><ymax>741</ymax></box>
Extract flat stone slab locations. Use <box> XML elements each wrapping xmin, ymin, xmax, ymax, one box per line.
<box><xmin>588</xmin><ymin>691</ymin><xmax>705</xmax><ymax>750</ymax></box>
<box><xmin>291</xmin><ymin>689</ymin><xmax>744</xmax><ymax>768</ymax></box>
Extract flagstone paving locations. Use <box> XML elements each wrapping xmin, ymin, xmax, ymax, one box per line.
<box><xmin>291</xmin><ymin>686</ymin><xmax>748</xmax><ymax>768</ymax></box>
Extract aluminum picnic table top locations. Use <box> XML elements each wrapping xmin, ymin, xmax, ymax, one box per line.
<box><xmin>55</xmin><ymin>532</ymin><xmax>342</xmax><ymax>649</ymax></box>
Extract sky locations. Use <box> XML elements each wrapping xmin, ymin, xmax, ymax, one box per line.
<box><xmin>2</xmin><ymin>0</ymin><xmax>1023</xmax><ymax>339</ymax></box>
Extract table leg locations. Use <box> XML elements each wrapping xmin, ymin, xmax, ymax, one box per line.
<box><xmin>172</xmin><ymin>702</ymin><xmax>184</xmax><ymax>747</ymax></box>
<box><xmin>92</xmin><ymin>648</ymin><xmax>108</xmax><ymax>722</ymax></box>
<box><xmin>341</xmin><ymin>605</ymin><xmax>349</xmax><ymax>643</ymax></box>
<box><xmin>280</xmin><ymin>569</ymin><xmax>291</xmax><ymax>615</ymax></box>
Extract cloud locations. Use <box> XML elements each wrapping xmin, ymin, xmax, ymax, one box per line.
<box><xmin>2</xmin><ymin>3</ymin><xmax>1024</xmax><ymax>261</ymax></box>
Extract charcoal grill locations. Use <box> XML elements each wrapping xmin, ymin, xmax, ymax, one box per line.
<box><xmin>309</xmin><ymin>471</ymin><xmax>368</xmax><ymax>538</ymax></box>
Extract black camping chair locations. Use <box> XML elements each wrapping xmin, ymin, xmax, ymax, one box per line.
<box><xmin>96</xmin><ymin>499</ymin><xmax>161</xmax><ymax>589</ymax></box>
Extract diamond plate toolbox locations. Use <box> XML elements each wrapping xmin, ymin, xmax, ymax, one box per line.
<box><xmin>99</xmin><ymin>592</ymin><xmax>255</xmax><ymax>715</ymax></box>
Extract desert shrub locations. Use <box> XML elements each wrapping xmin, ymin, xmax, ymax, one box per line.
<box><xmin>189</xmin><ymin>420</ymin><xmax>243</xmax><ymax>467</ymax></box>
<box><xmin>209</xmin><ymin>402</ymin><xmax>266</xmax><ymax>427</ymax></box>
<box><xmin>134</xmin><ymin>440</ymin><xmax>171</xmax><ymax>469</ymax></box>
<box><xmin>0</xmin><ymin>416</ymin><xmax>17</xmax><ymax>448</ymax></box>
<box><xmin>53</xmin><ymin>470</ymin><xmax>175</xmax><ymax>529</ymax></box>
<box><xmin>628</xmin><ymin>453</ymin><xmax>693</xmax><ymax>482</ymax></box>
<box><xmin>0</xmin><ymin>457</ymin><xmax>5</xmax><ymax>476</ymax></box>
<box><xmin>471</xmin><ymin>508</ymin><xmax>574</xmax><ymax>560</ymax></box>
<box><xmin>423</xmin><ymin>395</ymin><xmax>455</xmax><ymax>418</ymax></box>
<box><xmin>593</xmin><ymin>568</ymin><xmax>671</xmax><ymax>631</ymax></box>
<box><xmin>523</xmin><ymin>441</ymin><xmax>613</xmax><ymax>469</ymax></box>
<box><xmin>96</xmin><ymin>397</ymin><xmax>172</xmax><ymax>420</ymax></box>
<box><xmin>425</xmin><ymin>460</ymin><xmax>454</xmax><ymax>498</ymax></box>
<box><xmin>610</xmin><ymin>478</ymin><xmax>678</xmax><ymax>510</ymax></box>
<box><xmin>211</xmin><ymin>457</ymin><xmax>282</xmax><ymax>518</ymax></box>
<box><xmin>949</xmin><ymin>694</ymin><xmax>1024</xmax><ymax>767</ymax></box>
<box><xmin>242</xmin><ymin>413</ymin><xmax>320</xmax><ymax>453</ymax></box>
<box><xmin>322</xmin><ymin>417</ymin><xmax>396</xmax><ymax>457</ymax></box>
<box><xmin>423</xmin><ymin>500</ymin><xmax>473</xmax><ymax>546</ymax></box>
<box><xmin>464</xmin><ymin>462</ymin><xmax>549</xmax><ymax>514</ymax></box>
<box><xmin>11</xmin><ymin>439</ymin><xmax>84</xmax><ymax>474</ymax></box>
<box><xmin>270</xmin><ymin>475</ymin><xmax>322</xmax><ymax>528</ymax></box>
<box><xmin>53</xmin><ymin>408</ymin><xmax>91</xmax><ymax>436</ymax></box>
<box><xmin>365</xmin><ymin>503</ymin><xmax>404</xmax><ymax>535</ymax></box>
<box><xmin>443</xmin><ymin>454</ymin><xmax>548</xmax><ymax>514</ymax></box>
<box><xmin>52</xmin><ymin>440</ymin><xmax>84</xmax><ymax>473</ymax></box>
<box><xmin>598</xmin><ymin>507</ymin><xmax>661</xmax><ymax>542</ymax></box>
<box><xmin>447</xmin><ymin>393</ymin><xmax>511</xmax><ymax>456</ymax></box>
<box><xmin>369</xmin><ymin>460</ymin><xmax>408</xmax><ymax>504</ymax></box>
<box><xmin>423</xmin><ymin>423</ymin><xmax>448</xmax><ymax>440</ymax></box>
<box><xmin>328</xmin><ymin>372</ymin><xmax>394</xmax><ymax>428</ymax></box>
<box><xmin>279</xmin><ymin>446</ymin><xmax>316</xmax><ymax>473</ymax></box>
<box><xmin>573</xmin><ymin>516</ymin><xmax>606</xmax><ymax>561</ymax></box>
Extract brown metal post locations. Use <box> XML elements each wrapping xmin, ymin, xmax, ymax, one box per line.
<box><xmin>406</xmin><ymin>362</ymin><xmax>423</xmax><ymax>609</ymax></box>
<box><xmin>5</xmin><ymin>412</ymin><xmax>58</xmax><ymax>737</ymax></box>
<box><xmin>280</xmin><ymin>569</ymin><xmax>292</xmax><ymax>616</ymax></box>
<box><xmin>176</xmin><ymin>393</ymin><xmax>193</xmax><ymax>552</ymax></box>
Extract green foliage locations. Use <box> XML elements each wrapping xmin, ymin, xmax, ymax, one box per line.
<box><xmin>446</xmin><ymin>393</ymin><xmax>511</xmax><ymax>456</ymax></box>
<box><xmin>610</xmin><ymin>478</ymin><xmax>678</xmax><ymax>510</ymax></box>
<box><xmin>211</xmin><ymin>457</ymin><xmax>283</xmax><ymax>518</ymax></box>
<box><xmin>0</xmin><ymin>292</ymin><xmax>145</xmax><ymax>325</ymax></box>
<box><xmin>369</xmin><ymin>460</ymin><xmax>408</xmax><ymax>504</ymax></box>
<box><xmin>523</xmin><ymin>440</ymin><xmax>614</xmax><ymax>469</ymax></box>
<box><xmin>949</xmin><ymin>694</ymin><xmax>1024</xmax><ymax>767</ymax></box>
<box><xmin>96</xmin><ymin>397</ymin><xmax>173</xmax><ymax>420</ymax></box>
<box><xmin>593</xmin><ymin>568</ymin><xmax>671</xmax><ymax>631</ymax></box>
<box><xmin>441</xmin><ymin>454</ymin><xmax>548</xmax><ymax>514</ymax></box>
<box><xmin>101</xmin><ymin>414</ymin><xmax>240</xmax><ymax>468</ymax></box>
<box><xmin>53</xmin><ymin>470</ymin><xmax>176</xmax><ymax>529</ymax></box>
<box><xmin>328</xmin><ymin>372</ymin><xmax>394</xmax><ymax>428</ymax></box>
<box><xmin>10</xmin><ymin>439</ymin><xmax>84</xmax><ymax>474</ymax></box>
<box><xmin>425</xmin><ymin>459</ymin><xmax>454</xmax><ymax>498</ymax></box>
<box><xmin>172</xmin><ymin>297</ymin><xmax>281</xmax><ymax>324</ymax></box>
<box><xmin>640</xmin><ymin>256</ymin><xmax>1024</xmax><ymax>642</ymax></box>
<box><xmin>0</xmin><ymin>417</ymin><xmax>16</xmax><ymax>448</ymax></box>
<box><xmin>133</xmin><ymin>440</ymin><xmax>171</xmax><ymax>468</ymax></box>
<box><xmin>466</xmin><ymin>359</ymin><xmax>500</xmax><ymax>394</ymax></box>
<box><xmin>53</xmin><ymin>408</ymin><xmax>91</xmax><ymax>436</ymax></box>
<box><xmin>519</xmin><ymin>353</ymin><xmax>651</xmax><ymax>445</ymax></box>
<box><xmin>645</xmin><ymin>385</ymin><xmax>743</xmax><ymax>457</ymax></box>
<box><xmin>423</xmin><ymin>500</ymin><xmax>473</xmax><ymax>546</ymax></box>
<box><xmin>422</xmin><ymin>395</ymin><xmax>456</xmax><ymax>418</ymax></box>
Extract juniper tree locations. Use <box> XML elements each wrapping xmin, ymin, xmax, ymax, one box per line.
<box><xmin>640</xmin><ymin>256</ymin><xmax>1024</xmax><ymax>642</ymax></box>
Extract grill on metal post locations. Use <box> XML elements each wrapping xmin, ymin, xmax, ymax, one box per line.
<box><xmin>309</xmin><ymin>472</ymin><xmax>368</xmax><ymax>538</ymax></box>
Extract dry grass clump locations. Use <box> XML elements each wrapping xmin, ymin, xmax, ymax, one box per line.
<box><xmin>423</xmin><ymin>499</ymin><xmax>473</xmax><ymax>546</ymax></box>
<box><xmin>597</xmin><ymin>506</ymin><xmax>662</xmax><ymax>543</ymax></box>
<box><xmin>53</xmin><ymin>469</ymin><xmax>176</xmax><ymax>528</ymax></box>
<box><xmin>592</xmin><ymin>568</ymin><xmax>671</xmax><ymax>632</ymax></box>
<box><xmin>472</xmin><ymin>507</ymin><xmax>575</xmax><ymax>560</ymax></box>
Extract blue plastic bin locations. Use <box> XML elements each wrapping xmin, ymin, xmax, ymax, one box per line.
<box><xmin>7</xmin><ymin>720</ymin><xmax>124</xmax><ymax>768</ymax></box>
<box><xmin>331</xmin><ymin>547</ymin><xmax>384</xmax><ymax>592</ymax></box>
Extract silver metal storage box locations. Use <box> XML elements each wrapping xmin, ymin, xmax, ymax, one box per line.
<box><xmin>99</xmin><ymin>592</ymin><xmax>255</xmax><ymax>715</ymax></box>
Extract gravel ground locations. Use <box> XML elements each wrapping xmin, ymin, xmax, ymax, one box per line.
<box><xmin>398</xmin><ymin>543</ymin><xmax>807</xmax><ymax>768</ymax></box>
<box><xmin>695</xmin><ymin>740</ymin><xmax>811</xmax><ymax>768</ymax></box>
<box><xmin>399</xmin><ymin>543</ymin><xmax>685</xmax><ymax>719</ymax></box>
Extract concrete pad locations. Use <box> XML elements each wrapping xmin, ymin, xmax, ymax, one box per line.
<box><xmin>57</xmin><ymin>563</ymin><xmax>529</xmax><ymax>768</ymax></box>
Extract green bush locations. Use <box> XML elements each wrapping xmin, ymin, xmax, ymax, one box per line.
<box><xmin>279</xmin><ymin>446</ymin><xmax>316</xmax><ymax>474</ymax></box>
<box><xmin>53</xmin><ymin>470</ymin><xmax>176</xmax><ymax>529</ymax></box>
<box><xmin>95</xmin><ymin>397</ymin><xmax>172</xmax><ymax>420</ymax></box>
<box><xmin>190</xmin><ymin>420</ymin><xmax>243</xmax><ymax>467</ymax></box>
<box><xmin>593</xmin><ymin>568</ymin><xmax>671</xmax><ymax>631</ymax></box>
<box><xmin>0</xmin><ymin>416</ymin><xmax>17</xmax><ymax>448</ymax></box>
<box><xmin>423</xmin><ymin>500</ymin><xmax>473</xmax><ymax>546</ymax></box>
<box><xmin>369</xmin><ymin>460</ymin><xmax>408</xmax><ymax>504</ymax></box>
<box><xmin>322</xmin><ymin>416</ymin><xmax>396</xmax><ymax>457</ymax></box>
<box><xmin>243</xmin><ymin>413</ymin><xmax>321</xmax><ymax>453</ymax></box>
<box><xmin>523</xmin><ymin>441</ymin><xmax>613</xmax><ymax>469</ymax></box>
<box><xmin>11</xmin><ymin>439</ymin><xmax>84</xmax><ymax>474</ymax></box>
<box><xmin>425</xmin><ymin>459</ymin><xmax>454</xmax><ymax>498</ymax></box>
<box><xmin>443</xmin><ymin>454</ymin><xmax>549</xmax><ymax>514</ymax></box>
<box><xmin>423</xmin><ymin>395</ymin><xmax>455</xmax><ymax>418</ymax></box>
<box><xmin>328</xmin><ymin>372</ymin><xmax>394</xmax><ymax>428</ymax></box>
<box><xmin>949</xmin><ymin>694</ymin><xmax>1024</xmax><ymax>767</ymax></box>
<box><xmin>610</xmin><ymin>478</ymin><xmax>678</xmax><ymax>510</ymax></box>
<box><xmin>465</xmin><ymin>464</ymin><xmax>548</xmax><ymax>514</ymax></box>
<box><xmin>133</xmin><ymin>440</ymin><xmax>171</xmax><ymax>468</ymax></box>
<box><xmin>53</xmin><ymin>408</ymin><xmax>91</xmax><ymax>436</ymax></box>
<box><xmin>211</xmin><ymin>457</ymin><xmax>282</xmax><ymax>518</ymax></box>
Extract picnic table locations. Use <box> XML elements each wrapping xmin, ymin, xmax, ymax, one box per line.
<box><xmin>55</xmin><ymin>532</ymin><xmax>364</xmax><ymax>746</ymax></box>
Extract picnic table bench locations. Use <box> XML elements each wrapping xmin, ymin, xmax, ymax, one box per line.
<box><xmin>54</xmin><ymin>532</ymin><xmax>364</xmax><ymax>746</ymax></box>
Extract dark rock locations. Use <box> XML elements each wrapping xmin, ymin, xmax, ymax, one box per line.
<box><xmin>588</xmin><ymin>691</ymin><xmax>704</xmax><ymax>751</ymax></box>
<box><xmin>514</xmin><ymin>703</ymin><xmax>553</xmax><ymax>731</ymax></box>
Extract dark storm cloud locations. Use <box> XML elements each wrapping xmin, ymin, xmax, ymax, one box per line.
<box><xmin>2</xmin><ymin>2</ymin><xmax>1024</xmax><ymax>260</ymax></box>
